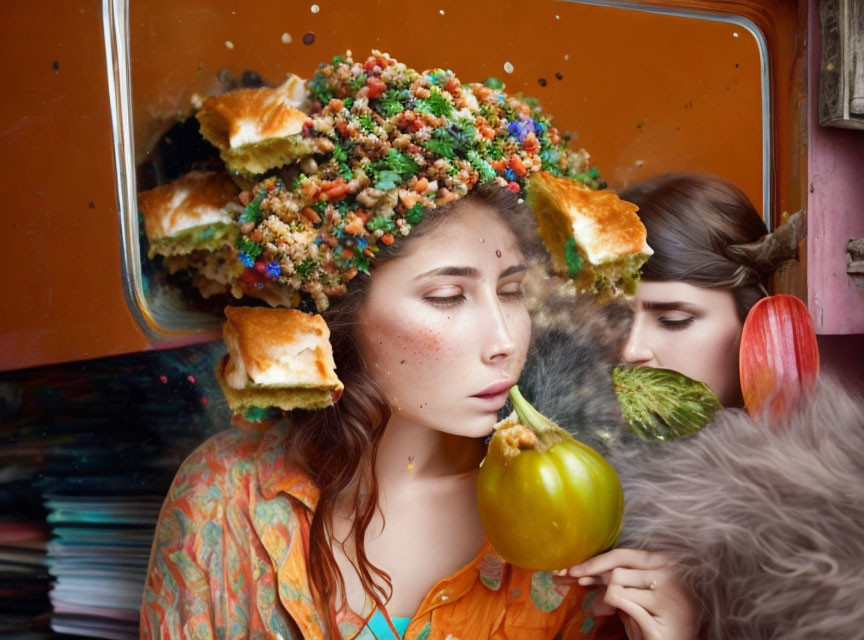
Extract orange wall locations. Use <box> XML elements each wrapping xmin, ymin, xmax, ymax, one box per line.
<box><xmin>0</xmin><ymin>0</ymin><xmax>805</xmax><ymax>372</ymax></box>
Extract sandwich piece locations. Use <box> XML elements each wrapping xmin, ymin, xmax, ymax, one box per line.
<box><xmin>196</xmin><ymin>75</ymin><xmax>315</xmax><ymax>179</ymax></box>
<box><xmin>138</xmin><ymin>170</ymin><xmax>242</xmax><ymax>259</ymax></box>
<box><xmin>216</xmin><ymin>306</ymin><xmax>344</xmax><ymax>414</ymax></box>
<box><xmin>527</xmin><ymin>171</ymin><xmax>652</xmax><ymax>297</ymax></box>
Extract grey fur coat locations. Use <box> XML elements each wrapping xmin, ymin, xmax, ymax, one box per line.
<box><xmin>518</xmin><ymin>304</ymin><xmax>864</xmax><ymax>640</ymax></box>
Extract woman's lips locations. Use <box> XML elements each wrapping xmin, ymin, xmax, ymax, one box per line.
<box><xmin>474</xmin><ymin>380</ymin><xmax>513</xmax><ymax>397</ymax></box>
<box><xmin>471</xmin><ymin>380</ymin><xmax>513</xmax><ymax>408</ymax></box>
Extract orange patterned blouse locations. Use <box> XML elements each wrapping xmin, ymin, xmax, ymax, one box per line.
<box><xmin>140</xmin><ymin>423</ymin><xmax>625</xmax><ymax>640</ymax></box>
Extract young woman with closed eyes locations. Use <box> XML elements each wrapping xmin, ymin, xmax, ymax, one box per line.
<box><xmin>141</xmin><ymin>184</ymin><xmax>699</xmax><ymax>640</ymax></box>
<box><xmin>619</xmin><ymin>173</ymin><xmax>775</xmax><ymax>407</ymax></box>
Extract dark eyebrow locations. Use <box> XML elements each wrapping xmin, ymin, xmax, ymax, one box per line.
<box><xmin>500</xmin><ymin>264</ymin><xmax>528</xmax><ymax>278</ymax></box>
<box><xmin>641</xmin><ymin>301</ymin><xmax>699</xmax><ymax>312</ymax></box>
<box><xmin>412</xmin><ymin>263</ymin><xmax>528</xmax><ymax>281</ymax></box>
<box><xmin>413</xmin><ymin>266</ymin><xmax>480</xmax><ymax>281</ymax></box>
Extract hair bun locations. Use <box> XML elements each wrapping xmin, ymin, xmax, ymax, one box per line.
<box><xmin>725</xmin><ymin>210</ymin><xmax>805</xmax><ymax>276</ymax></box>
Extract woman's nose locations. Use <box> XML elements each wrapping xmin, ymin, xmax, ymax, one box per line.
<box><xmin>482</xmin><ymin>300</ymin><xmax>517</xmax><ymax>363</ymax></box>
<box><xmin>622</xmin><ymin>315</ymin><xmax>655</xmax><ymax>365</ymax></box>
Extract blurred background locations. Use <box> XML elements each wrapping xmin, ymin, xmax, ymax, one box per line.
<box><xmin>1</xmin><ymin>0</ymin><xmax>862</xmax><ymax>637</ymax></box>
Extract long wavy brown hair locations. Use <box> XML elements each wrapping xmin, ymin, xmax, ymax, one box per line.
<box><xmin>286</xmin><ymin>184</ymin><xmax>541</xmax><ymax>636</ymax></box>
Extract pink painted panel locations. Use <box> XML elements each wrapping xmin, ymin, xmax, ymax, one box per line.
<box><xmin>808</xmin><ymin>0</ymin><xmax>864</xmax><ymax>334</ymax></box>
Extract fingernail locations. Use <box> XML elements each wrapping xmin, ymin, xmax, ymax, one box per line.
<box><xmin>577</xmin><ymin>577</ymin><xmax>592</xmax><ymax>586</ymax></box>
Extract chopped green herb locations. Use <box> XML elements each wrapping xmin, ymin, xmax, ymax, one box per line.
<box><xmin>354</xmin><ymin>253</ymin><xmax>371</xmax><ymax>274</ymax></box>
<box><xmin>295</xmin><ymin>258</ymin><xmax>317</xmax><ymax>278</ymax></box>
<box><xmin>374</xmin><ymin>170</ymin><xmax>401</xmax><ymax>190</ymax></box>
<box><xmin>415</xmin><ymin>88</ymin><xmax>452</xmax><ymax>118</ymax></box>
<box><xmin>423</xmin><ymin>127</ymin><xmax>461</xmax><ymax>159</ymax></box>
<box><xmin>337</xmin><ymin>163</ymin><xmax>354</xmax><ymax>180</ymax></box>
<box><xmin>349</xmin><ymin>73</ymin><xmax>368</xmax><ymax>93</ymax></box>
<box><xmin>483</xmin><ymin>77</ymin><xmax>505</xmax><ymax>90</ymax></box>
<box><xmin>375</xmin><ymin>88</ymin><xmax>406</xmax><ymax>118</ymax></box>
<box><xmin>309</xmin><ymin>72</ymin><xmax>335</xmax><ymax>105</ymax></box>
<box><xmin>539</xmin><ymin>148</ymin><xmax>562</xmax><ymax>174</ymax></box>
<box><xmin>424</xmin><ymin>137</ymin><xmax>456</xmax><ymax>158</ymax></box>
<box><xmin>563</xmin><ymin>237</ymin><xmax>583</xmax><ymax>278</ymax></box>
<box><xmin>358</xmin><ymin>113</ymin><xmax>375</xmax><ymax>131</ymax></box>
<box><xmin>332</xmin><ymin>141</ymin><xmax>355</xmax><ymax>163</ymax></box>
<box><xmin>485</xmin><ymin>143</ymin><xmax>505</xmax><ymax>161</ymax></box>
<box><xmin>314</xmin><ymin>201</ymin><xmax>329</xmax><ymax>214</ymax></box>
<box><xmin>405</xmin><ymin>203</ymin><xmax>426</xmax><ymax>225</ymax></box>
<box><xmin>453</xmin><ymin>117</ymin><xmax>477</xmax><ymax>142</ymax></box>
<box><xmin>236</xmin><ymin>236</ymin><xmax>263</xmax><ymax>259</ymax></box>
<box><xmin>367</xmin><ymin>215</ymin><xmax>397</xmax><ymax>233</ymax></box>
<box><xmin>466</xmin><ymin>149</ymin><xmax>497</xmax><ymax>181</ymax></box>
<box><xmin>385</xmin><ymin>149</ymin><xmax>419</xmax><ymax>178</ymax></box>
<box><xmin>238</xmin><ymin>193</ymin><xmax>264</xmax><ymax>224</ymax></box>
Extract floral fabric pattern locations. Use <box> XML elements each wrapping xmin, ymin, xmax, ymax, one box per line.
<box><xmin>141</xmin><ymin>423</ymin><xmax>624</xmax><ymax>639</ymax></box>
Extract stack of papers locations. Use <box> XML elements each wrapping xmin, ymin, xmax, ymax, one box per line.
<box><xmin>43</xmin><ymin>491</ymin><xmax>165</xmax><ymax>639</ymax></box>
<box><xmin>0</xmin><ymin>342</ymin><xmax>228</xmax><ymax>639</ymax></box>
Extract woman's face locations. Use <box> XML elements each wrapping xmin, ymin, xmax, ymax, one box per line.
<box><xmin>622</xmin><ymin>280</ymin><xmax>743</xmax><ymax>406</ymax></box>
<box><xmin>355</xmin><ymin>201</ymin><xmax>531</xmax><ymax>438</ymax></box>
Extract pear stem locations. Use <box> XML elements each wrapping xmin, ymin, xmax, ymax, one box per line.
<box><xmin>509</xmin><ymin>385</ymin><xmax>562</xmax><ymax>437</ymax></box>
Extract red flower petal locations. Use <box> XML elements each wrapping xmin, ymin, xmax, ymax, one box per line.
<box><xmin>739</xmin><ymin>294</ymin><xmax>820</xmax><ymax>421</ymax></box>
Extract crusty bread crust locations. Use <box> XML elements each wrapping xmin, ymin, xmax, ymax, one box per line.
<box><xmin>218</xmin><ymin>307</ymin><xmax>343</xmax><ymax>412</ymax></box>
<box><xmin>138</xmin><ymin>171</ymin><xmax>239</xmax><ymax>242</ymax></box>
<box><xmin>196</xmin><ymin>76</ymin><xmax>308</xmax><ymax>151</ymax></box>
<box><xmin>528</xmin><ymin>171</ymin><xmax>650</xmax><ymax>269</ymax></box>
<box><xmin>216</xmin><ymin>354</ymin><xmax>341</xmax><ymax>413</ymax></box>
<box><xmin>196</xmin><ymin>76</ymin><xmax>311</xmax><ymax>176</ymax></box>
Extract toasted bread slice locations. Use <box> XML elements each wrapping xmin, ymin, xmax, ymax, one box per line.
<box><xmin>196</xmin><ymin>75</ymin><xmax>315</xmax><ymax>177</ymax></box>
<box><xmin>215</xmin><ymin>307</ymin><xmax>344</xmax><ymax>413</ymax></box>
<box><xmin>138</xmin><ymin>171</ymin><xmax>241</xmax><ymax>258</ymax></box>
<box><xmin>527</xmin><ymin>171</ymin><xmax>652</xmax><ymax>297</ymax></box>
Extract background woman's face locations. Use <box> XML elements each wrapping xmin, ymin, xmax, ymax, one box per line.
<box><xmin>355</xmin><ymin>202</ymin><xmax>531</xmax><ymax>438</ymax></box>
<box><xmin>623</xmin><ymin>280</ymin><xmax>743</xmax><ymax>406</ymax></box>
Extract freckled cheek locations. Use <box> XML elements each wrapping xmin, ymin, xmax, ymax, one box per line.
<box><xmin>366</xmin><ymin>315</ymin><xmax>454</xmax><ymax>373</ymax></box>
<box><xmin>393</xmin><ymin>327</ymin><xmax>461</xmax><ymax>374</ymax></box>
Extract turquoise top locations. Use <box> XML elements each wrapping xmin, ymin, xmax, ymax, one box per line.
<box><xmin>365</xmin><ymin>609</ymin><xmax>411</xmax><ymax>639</ymax></box>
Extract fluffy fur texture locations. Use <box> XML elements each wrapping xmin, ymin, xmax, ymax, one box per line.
<box><xmin>611</xmin><ymin>378</ymin><xmax>864</xmax><ymax>640</ymax></box>
<box><xmin>513</xmin><ymin>270</ymin><xmax>633</xmax><ymax>451</ymax></box>
<box><xmin>516</xmin><ymin>306</ymin><xmax>864</xmax><ymax>638</ymax></box>
<box><xmin>515</xmin><ymin>323</ymin><xmax>632</xmax><ymax>452</ymax></box>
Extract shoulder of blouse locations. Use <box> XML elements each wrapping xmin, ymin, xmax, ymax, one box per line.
<box><xmin>160</xmin><ymin>426</ymin><xmax>265</xmax><ymax>509</ymax></box>
<box><xmin>141</xmin><ymin>425</ymin><xmax>309</xmax><ymax>640</ymax></box>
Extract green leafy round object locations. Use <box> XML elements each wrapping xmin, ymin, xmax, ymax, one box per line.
<box><xmin>613</xmin><ymin>365</ymin><xmax>723</xmax><ymax>442</ymax></box>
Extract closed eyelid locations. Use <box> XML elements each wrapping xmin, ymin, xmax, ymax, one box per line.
<box><xmin>423</xmin><ymin>286</ymin><xmax>463</xmax><ymax>297</ymax></box>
